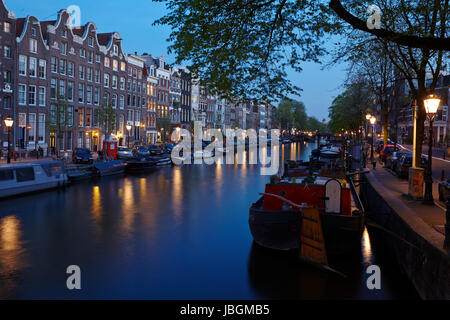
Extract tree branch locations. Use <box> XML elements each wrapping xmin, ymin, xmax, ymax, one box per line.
<box><xmin>329</xmin><ymin>0</ymin><xmax>450</xmax><ymax>51</ymax></box>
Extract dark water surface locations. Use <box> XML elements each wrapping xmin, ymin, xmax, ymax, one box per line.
<box><xmin>0</xmin><ymin>143</ymin><xmax>419</xmax><ymax>299</ymax></box>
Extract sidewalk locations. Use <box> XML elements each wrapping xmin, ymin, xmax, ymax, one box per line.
<box><xmin>403</xmin><ymin>144</ymin><xmax>448</xmax><ymax>160</ymax></box>
<box><xmin>0</xmin><ymin>156</ymin><xmax>55</xmax><ymax>164</ymax></box>
<box><xmin>368</xmin><ymin>161</ymin><xmax>447</xmax><ymax>238</ymax></box>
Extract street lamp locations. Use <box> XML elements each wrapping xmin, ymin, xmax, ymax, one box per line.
<box><xmin>365</xmin><ymin>114</ymin><xmax>372</xmax><ymax>141</ymax></box>
<box><xmin>126</xmin><ymin>124</ymin><xmax>132</xmax><ymax>148</ymax></box>
<box><xmin>423</xmin><ymin>94</ymin><xmax>441</xmax><ymax>205</ymax></box>
<box><xmin>4</xmin><ymin>118</ymin><xmax>13</xmax><ymax>164</ymax></box>
<box><xmin>370</xmin><ymin>116</ymin><xmax>377</xmax><ymax>167</ymax></box>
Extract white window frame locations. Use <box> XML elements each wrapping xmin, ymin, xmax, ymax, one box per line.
<box><xmin>18</xmin><ymin>84</ymin><xmax>27</xmax><ymax>105</ymax></box>
<box><xmin>30</xmin><ymin>39</ymin><xmax>38</xmax><ymax>54</ymax></box>
<box><xmin>19</xmin><ymin>55</ymin><xmax>27</xmax><ymax>76</ymax></box>
<box><xmin>29</xmin><ymin>57</ymin><xmax>37</xmax><ymax>77</ymax></box>
<box><xmin>38</xmin><ymin>86</ymin><xmax>46</xmax><ymax>107</ymax></box>
<box><xmin>38</xmin><ymin>59</ymin><xmax>46</xmax><ymax>79</ymax></box>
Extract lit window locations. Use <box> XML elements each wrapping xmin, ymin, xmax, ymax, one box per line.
<box><xmin>3</xmin><ymin>22</ymin><xmax>11</xmax><ymax>33</ymax></box>
<box><xmin>19</xmin><ymin>55</ymin><xmax>27</xmax><ymax>76</ymax></box>
<box><xmin>30</xmin><ymin>39</ymin><xmax>38</xmax><ymax>53</ymax></box>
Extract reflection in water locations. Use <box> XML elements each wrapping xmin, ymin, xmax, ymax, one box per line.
<box><xmin>290</xmin><ymin>142</ymin><xmax>297</xmax><ymax>161</ymax></box>
<box><xmin>0</xmin><ymin>215</ymin><xmax>26</xmax><ymax>299</ymax></box>
<box><xmin>122</xmin><ymin>179</ymin><xmax>135</xmax><ymax>236</ymax></box>
<box><xmin>173</xmin><ymin>168</ymin><xmax>183</xmax><ymax>221</ymax></box>
<box><xmin>0</xmin><ymin>143</ymin><xmax>419</xmax><ymax>299</ymax></box>
<box><xmin>92</xmin><ymin>186</ymin><xmax>102</xmax><ymax>222</ymax></box>
<box><xmin>362</xmin><ymin>228</ymin><xmax>374</xmax><ymax>265</ymax></box>
<box><xmin>140</xmin><ymin>178</ymin><xmax>147</xmax><ymax>200</ymax></box>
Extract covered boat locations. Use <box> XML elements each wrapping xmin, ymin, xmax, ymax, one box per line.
<box><xmin>249</xmin><ymin>175</ymin><xmax>364</xmax><ymax>256</ymax></box>
<box><xmin>0</xmin><ymin>161</ymin><xmax>68</xmax><ymax>199</ymax></box>
<box><xmin>126</xmin><ymin>157</ymin><xmax>158</xmax><ymax>173</ymax></box>
<box><xmin>93</xmin><ymin>160</ymin><xmax>127</xmax><ymax>177</ymax></box>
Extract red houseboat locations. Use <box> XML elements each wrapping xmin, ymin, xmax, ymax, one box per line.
<box><xmin>249</xmin><ymin>175</ymin><xmax>364</xmax><ymax>256</ymax></box>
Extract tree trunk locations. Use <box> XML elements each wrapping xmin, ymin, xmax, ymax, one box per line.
<box><xmin>381</xmin><ymin>100</ymin><xmax>389</xmax><ymax>146</ymax></box>
<box><xmin>414</xmin><ymin>91</ymin><xmax>427</xmax><ymax>167</ymax></box>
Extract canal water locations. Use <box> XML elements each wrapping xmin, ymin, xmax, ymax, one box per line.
<box><xmin>0</xmin><ymin>143</ymin><xmax>419</xmax><ymax>299</ymax></box>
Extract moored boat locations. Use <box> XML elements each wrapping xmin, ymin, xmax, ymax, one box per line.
<box><xmin>126</xmin><ymin>157</ymin><xmax>158</xmax><ymax>173</ymax></box>
<box><xmin>93</xmin><ymin>160</ymin><xmax>127</xmax><ymax>177</ymax></box>
<box><xmin>0</xmin><ymin>161</ymin><xmax>68</xmax><ymax>199</ymax></box>
<box><xmin>148</xmin><ymin>156</ymin><xmax>172</xmax><ymax>166</ymax></box>
<box><xmin>67</xmin><ymin>170</ymin><xmax>93</xmax><ymax>182</ymax></box>
<box><xmin>249</xmin><ymin>175</ymin><xmax>364</xmax><ymax>256</ymax></box>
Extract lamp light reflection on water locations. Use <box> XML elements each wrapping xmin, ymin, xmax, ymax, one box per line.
<box><xmin>173</xmin><ymin>168</ymin><xmax>183</xmax><ymax>220</ymax></box>
<box><xmin>92</xmin><ymin>186</ymin><xmax>102</xmax><ymax>221</ymax></box>
<box><xmin>0</xmin><ymin>215</ymin><xmax>21</xmax><ymax>252</ymax></box>
<box><xmin>122</xmin><ymin>179</ymin><xmax>135</xmax><ymax>234</ymax></box>
<box><xmin>0</xmin><ymin>215</ymin><xmax>26</xmax><ymax>298</ymax></box>
<box><xmin>361</xmin><ymin>228</ymin><xmax>374</xmax><ymax>265</ymax></box>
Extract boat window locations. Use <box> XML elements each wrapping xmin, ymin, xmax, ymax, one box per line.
<box><xmin>0</xmin><ymin>169</ymin><xmax>14</xmax><ymax>181</ymax></box>
<box><xmin>15</xmin><ymin>167</ymin><xmax>35</xmax><ymax>182</ymax></box>
<box><xmin>41</xmin><ymin>164</ymin><xmax>63</xmax><ymax>177</ymax></box>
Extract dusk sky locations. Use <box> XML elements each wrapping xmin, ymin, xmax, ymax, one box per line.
<box><xmin>7</xmin><ymin>0</ymin><xmax>347</xmax><ymax>121</ymax></box>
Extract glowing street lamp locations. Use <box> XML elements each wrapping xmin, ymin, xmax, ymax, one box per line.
<box><xmin>4</xmin><ymin>118</ymin><xmax>13</xmax><ymax>164</ymax></box>
<box><xmin>126</xmin><ymin>124</ymin><xmax>132</xmax><ymax>148</ymax></box>
<box><xmin>423</xmin><ymin>94</ymin><xmax>441</xmax><ymax>205</ymax></box>
<box><xmin>370</xmin><ymin>116</ymin><xmax>376</xmax><ymax>167</ymax></box>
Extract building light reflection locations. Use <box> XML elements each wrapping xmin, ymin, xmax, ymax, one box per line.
<box><xmin>173</xmin><ymin>168</ymin><xmax>183</xmax><ymax>220</ymax></box>
<box><xmin>92</xmin><ymin>186</ymin><xmax>103</xmax><ymax>222</ymax></box>
<box><xmin>0</xmin><ymin>215</ymin><xmax>26</xmax><ymax>296</ymax></box>
<box><xmin>361</xmin><ymin>228</ymin><xmax>374</xmax><ymax>265</ymax></box>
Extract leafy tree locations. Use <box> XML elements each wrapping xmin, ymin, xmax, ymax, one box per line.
<box><xmin>154</xmin><ymin>0</ymin><xmax>448</xmax><ymax>103</ymax></box>
<box><xmin>332</xmin><ymin>0</ymin><xmax>448</xmax><ymax>164</ymax></box>
<box><xmin>274</xmin><ymin>100</ymin><xmax>294</xmax><ymax>131</ymax></box>
<box><xmin>157</xmin><ymin>117</ymin><xmax>172</xmax><ymax>142</ymax></box>
<box><xmin>155</xmin><ymin>0</ymin><xmax>448</xmax><ymax>164</ymax></box>
<box><xmin>328</xmin><ymin>81</ymin><xmax>374</xmax><ymax>135</ymax></box>
<box><xmin>306</xmin><ymin>117</ymin><xmax>327</xmax><ymax>132</ymax></box>
<box><xmin>47</xmin><ymin>96</ymin><xmax>72</xmax><ymax>158</ymax></box>
<box><xmin>98</xmin><ymin>101</ymin><xmax>117</xmax><ymax>140</ymax></box>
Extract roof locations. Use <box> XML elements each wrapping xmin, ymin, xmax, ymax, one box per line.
<box><xmin>71</xmin><ymin>26</ymin><xmax>85</xmax><ymax>37</ymax></box>
<box><xmin>39</xmin><ymin>20</ymin><xmax>56</xmax><ymax>39</ymax></box>
<box><xmin>97</xmin><ymin>32</ymin><xmax>113</xmax><ymax>46</ymax></box>
<box><xmin>15</xmin><ymin>18</ymin><xmax>25</xmax><ymax>37</ymax></box>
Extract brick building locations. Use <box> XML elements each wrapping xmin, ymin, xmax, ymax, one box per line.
<box><xmin>1</xmin><ymin>4</ymin><xmax>157</xmax><ymax>156</ymax></box>
<box><xmin>0</xmin><ymin>1</ymin><xmax>16</xmax><ymax>151</ymax></box>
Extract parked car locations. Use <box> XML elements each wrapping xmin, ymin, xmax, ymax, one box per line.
<box><xmin>161</xmin><ymin>143</ymin><xmax>174</xmax><ymax>154</ymax></box>
<box><xmin>375</xmin><ymin>138</ymin><xmax>394</xmax><ymax>153</ymax></box>
<box><xmin>117</xmin><ymin>147</ymin><xmax>133</xmax><ymax>160</ymax></box>
<box><xmin>439</xmin><ymin>180</ymin><xmax>450</xmax><ymax>202</ymax></box>
<box><xmin>380</xmin><ymin>145</ymin><xmax>400</xmax><ymax>162</ymax></box>
<box><xmin>148</xmin><ymin>145</ymin><xmax>163</xmax><ymax>156</ymax></box>
<box><xmin>72</xmin><ymin>148</ymin><xmax>94</xmax><ymax>164</ymax></box>
<box><xmin>395</xmin><ymin>154</ymin><xmax>428</xmax><ymax>178</ymax></box>
<box><xmin>134</xmin><ymin>146</ymin><xmax>150</xmax><ymax>157</ymax></box>
<box><xmin>386</xmin><ymin>151</ymin><xmax>412</xmax><ymax>171</ymax></box>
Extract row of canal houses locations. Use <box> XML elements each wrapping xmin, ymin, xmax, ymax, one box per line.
<box><xmin>0</xmin><ymin>1</ymin><xmax>275</xmax><ymax>156</ymax></box>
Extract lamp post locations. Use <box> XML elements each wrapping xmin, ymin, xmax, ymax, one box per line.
<box><xmin>126</xmin><ymin>124</ymin><xmax>132</xmax><ymax>148</ymax></box>
<box><xmin>423</xmin><ymin>95</ymin><xmax>441</xmax><ymax>205</ymax></box>
<box><xmin>4</xmin><ymin>118</ymin><xmax>14</xmax><ymax>164</ymax></box>
<box><xmin>366</xmin><ymin>114</ymin><xmax>372</xmax><ymax>141</ymax></box>
<box><xmin>370</xmin><ymin>116</ymin><xmax>377</xmax><ymax>168</ymax></box>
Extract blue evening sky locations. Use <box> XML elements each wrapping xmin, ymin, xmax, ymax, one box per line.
<box><xmin>7</xmin><ymin>0</ymin><xmax>346</xmax><ymax>121</ymax></box>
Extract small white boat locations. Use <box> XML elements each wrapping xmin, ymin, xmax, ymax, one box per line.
<box><xmin>0</xmin><ymin>161</ymin><xmax>68</xmax><ymax>199</ymax></box>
